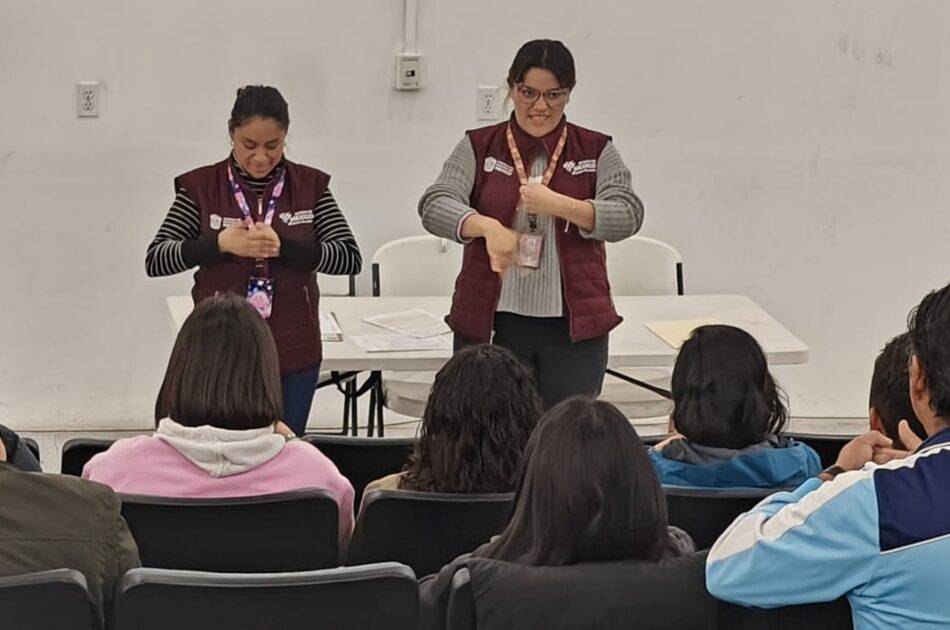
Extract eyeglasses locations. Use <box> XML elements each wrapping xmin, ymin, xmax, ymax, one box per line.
<box><xmin>514</xmin><ymin>83</ymin><xmax>570</xmax><ymax>107</ymax></box>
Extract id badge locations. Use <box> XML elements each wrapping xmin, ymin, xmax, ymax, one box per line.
<box><xmin>246</xmin><ymin>277</ymin><xmax>274</xmax><ymax>319</ymax></box>
<box><xmin>516</xmin><ymin>232</ymin><xmax>544</xmax><ymax>269</ymax></box>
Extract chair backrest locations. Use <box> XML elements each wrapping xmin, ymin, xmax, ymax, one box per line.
<box><xmin>302</xmin><ymin>434</ymin><xmax>415</xmax><ymax>506</ymax></box>
<box><xmin>664</xmin><ymin>485</ymin><xmax>783</xmax><ymax>550</ymax></box>
<box><xmin>317</xmin><ymin>273</ymin><xmax>356</xmax><ymax>297</ymax></box>
<box><xmin>0</xmin><ymin>569</ymin><xmax>96</xmax><ymax>630</ymax></box>
<box><xmin>117</xmin><ymin>563</ymin><xmax>418</xmax><ymax>630</ymax></box>
<box><xmin>606</xmin><ymin>235</ymin><xmax>683</xmax><ymax>296</ymax></box>
<box><xmin>20</xmin><ymin>437</ymin><xmax>40</xmax><ymax>463</ymax></box>
<box><xmin>448</xmin><ymin>564</ymin><xmax>853</xmax><ymax>630</ymax></box>
<box><xmin>371</xmin><ymin>235</ymin><xmax>463</xmax><ymax>296</ymax></box>
<box><xmin>785</xmin><ymin>433</ymin><xmax>851</xmax><ymax>469</ymax></box>
<box><xmin>347</xmin><ymin>489</ymin><xmax>513</xmax><ymax>577</ymax></box>
<box><xmin>120</xmin><ymin>489</ymin><xmax>339</xmax><ymax>572</ymax></box>
<box><xmin>60</xmin><ymin>437</ymin><xmax>116</xmax><ymax>476</ymax></box>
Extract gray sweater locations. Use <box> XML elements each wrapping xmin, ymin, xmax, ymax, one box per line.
<box><xmin>418</xmin><ymin>136</ymin><xmax>644</xmax><ymax>317</ymax></box>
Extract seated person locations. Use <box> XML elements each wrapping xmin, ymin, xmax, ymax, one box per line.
<box><xmin>650</xmin><ymin>325</ymin><xmax>821</xmax><ymax>488</ymax></box>
<box><xmin>869</xmin><ymin>332</ymin><xmax>927</xmax><ymax>449</ymax></box>
<box><xmin>418</xmin><ymin>398</ymin><xmax>695</xmax><ymax>629</ymax></box>
<box><xmin>707</xmin><ymin>283</ymin><xmax>950</xmax><ymax>629</ymax></box>
<box><xmin>0</xmin><ymin>424</ymin><xmax>41</xmax><ymax>471</ymax></box>
<box><xmin>0</xmin><ymin>435</ymin><xmax>139</xmax><ymax>630</ymax></box>
<box><xmin>363</xmin><ymin>344</ymin><xmax>542</xmax><ymax>499</ymax></box>
<box><xmin>84</xmin><ymin>293</ymin><xmax>354</xmax><ymax>546</ymax></box>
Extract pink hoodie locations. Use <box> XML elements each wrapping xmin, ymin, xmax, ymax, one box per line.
<box><xmin>83</xmin><ymin>432</ymin><xmax>354</xmax><ymax>546</ymax></box>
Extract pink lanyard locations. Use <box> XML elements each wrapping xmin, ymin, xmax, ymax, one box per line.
<box><xmin>505</xmin><ymin>124</ymin><xmax>568</xmax><ymax>187</ymax></box>
<box><xmin>226</xmin><ymin>163</ymin><xmax>286</xmax><ymax>226</ymax></box>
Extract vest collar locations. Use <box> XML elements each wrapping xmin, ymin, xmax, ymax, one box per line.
<box><xmin>507</xmin><ymin>113</ymin><xmax>567</xmax><ymax>166</ymax></box>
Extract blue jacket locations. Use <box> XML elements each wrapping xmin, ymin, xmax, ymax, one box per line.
<box><xmin>649</xmin><ymin>439</ymin><xmax>821</xmax><ymax>489</ymax></box>
<box><xmin>707</xmin><ymin>427</ymin><xmax>950</xmax><ymax>629</ymax></box>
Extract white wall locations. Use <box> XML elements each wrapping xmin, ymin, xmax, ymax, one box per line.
<box><xmin>1</xmin><ymin>0</ymin><xmax>948</xmax><ymax>429</ymax></box>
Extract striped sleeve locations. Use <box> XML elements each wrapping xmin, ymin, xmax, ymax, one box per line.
<box><xmin>580</xmin><ymin>141</ymin><xmax>644</xmax><ymax>242</ymax></box>
<box><xmin>706</xmin><ymin>474</ymin><xmax>879</xmax><ymax>607</ymax></box>
<box><xmin>145</xmin><ymin>189</ymin><xmax>220</xmax><ymax>277</ymax></box>
<box><xmin>418</xmin><ymin>137</ymin><xmax>478</xmax><ymax>242</ymax></box>
<box><xmin>312</xmin><ymin>189</ymin><xmax>362</xmax><ymax>276</ymax></box>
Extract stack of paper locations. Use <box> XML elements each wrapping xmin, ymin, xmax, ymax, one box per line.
<box><xmin>363</xmin><ymin>309</ymin><xmax>449</xmax><ymax>338</ymax></box>
<box><xmin>351</xmin><ymin>334</ymin><xmax>452</xmax><ymax>353</ymax></box>
<box><xmin>644</xmin><ymin>318</ymin><xmax>721</xmax><ymax>349</ymax></box>
<box><xmin>319</xmin><ymin>311</ymin><xmax>343</xmax><ymax>342</ymax></box>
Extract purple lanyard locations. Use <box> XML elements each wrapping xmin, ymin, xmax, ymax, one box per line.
<box><xmin>227</xmin><ymin>163</ymin><xmax>286</xmax><ymax>226</ymax></box>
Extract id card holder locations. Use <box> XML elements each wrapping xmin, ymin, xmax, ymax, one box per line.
<box><xmin>515</xmin><ymin>232</ymin><xmax>544</xmax><ymax>269</ymax></box>
<box><xmin>246</xmin><ymin>277</ymin><xmax>275</xmax><ymax>319</ymax></box>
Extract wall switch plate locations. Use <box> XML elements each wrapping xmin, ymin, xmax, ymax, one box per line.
<box><xmin>77</xmin><ymin>82</ymin><xmax>100</xmax><ymax>117</ymax></box>
<box><xmin>477</xmin><ymin>85</ymin><xmax>503</xmax><ymax>120</ymax></box>
<box><xmin>395</xmin><ymin>53</ymin><xmax>421</xmax><ymax>90</ymax></box>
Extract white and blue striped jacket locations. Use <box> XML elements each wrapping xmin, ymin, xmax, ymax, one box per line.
<box><xmin>707</xmin><ymin>427</ymin><xmax>950</xmax><ymax>629</ymax></box>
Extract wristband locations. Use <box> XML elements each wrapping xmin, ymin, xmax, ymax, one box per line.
<box><xmin>819</xmin><ymin>464</ymin><xmax>845</xmax><ymax>480</ymax></box>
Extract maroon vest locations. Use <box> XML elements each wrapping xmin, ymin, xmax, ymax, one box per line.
<box><xmin>176</xmin><ymin>157</ymin><xmax>330</xmax><ymax>374</ymax></box>
<box><xmin>448</xmin><ymin>117</ymin><xmax>622</xmax><ymax>343</ymax></box>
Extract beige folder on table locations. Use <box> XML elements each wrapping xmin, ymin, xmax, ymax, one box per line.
<box><xmin>644</xmin><ymin>318</ymin><xmax>721</xmax><ymax>349</ymax></box>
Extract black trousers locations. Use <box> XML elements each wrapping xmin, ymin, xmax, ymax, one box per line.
<box><xmin>455</xmin><ymin>312</ymin><xmax>608</xmax><ymax>410</ymax></box>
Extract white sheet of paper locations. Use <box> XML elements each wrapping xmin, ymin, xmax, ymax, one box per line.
<box><xmin>644</xmin><ymin>318</ymin><xmax>721</xmax><ymax>349</ymax></box>
<box><xmin>362</xmin><ymin>309</ymin><xmax>450</xmax><ymax>338</ymax></box>
<box><xmin>319</xmin><ymin>311</ymin><xmax>343</xmax><ymax>342</ymax></box>
<box><xmin>351</xmin><ymin>334</ymin><xmax>453</xmax><ymax>353</ymax></box>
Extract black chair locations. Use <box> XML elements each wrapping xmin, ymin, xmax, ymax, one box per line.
<box><xmin>787</xmin><ymin>433</ymin><xmax>852</xmax><ymax>469</ymax></box>
<box><xmin>448</xmin><ymin>566</ymin><xmax>853</xmax><ymax>630</ymax></box>
<box><xmin>302</xmin><ymin>434</ymin><xmax>415</xmax><ymax>505</ymax></box>
<box><xmin>0</xmin><ymin>569</ymin><xmax>96</xmax><ymax>630</ymax></box>
<box><xmin>20</xmin><ymin>437</ymin><xmax>40</xmax><ymax>463</ymax></box>
<box><xmin>347</xmin><ymin>490</ymin><xmax>513</xmax><ymax>577</ymax></box>
<box><xmin>664</xmin><ymin>485</ymin><xmax>785</xmax><ymax>550</ymax></box>
<box><xmin>60</xmin><ymin>437</ymin><xmax>115</xmax><ymax>476</ymax></box>
<box><xmin>120</xmin><ymin>489</ymin><xmax>339</xmax><ymax>572</ymax></box>
<box><xmin>117</xmin><ymin>563</ymin><xmax>418</xmax><ymax>630</ymax></box>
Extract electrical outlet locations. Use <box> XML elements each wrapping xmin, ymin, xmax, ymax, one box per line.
<box><xmin>477</xmin><ymin>85</ymin><xmax>503</xmax><ymax>121</ymax></box>
<box><xmin>77</xmin><ymin>82</ymin><xmax>100</xmax><ymax>117</ymax></box>
<box><xmin>395</xmin><ymin>53</ymin><xmax>421</xmax><ymax>90</ymax></box>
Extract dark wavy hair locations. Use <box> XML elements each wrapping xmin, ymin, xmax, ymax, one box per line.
<box><xmin>908</xmin><ymin>284</ymin><xmax>950</xmax><ymax>419</ymax></box>
<box><xmin>506</xmin><ymin>39</ymin><xmax>577</xmax><ymax>90</ymax></box>
<box><xmin>671</xmin><ymin>325</ymin><xmax>788</xmax><ymax>449</ymax></box>
<box><xmin>482</xmin><ymin>398</ymin><xmax>670</xmax><ymax>566</ymax></box>
<box><xmin>399</xmin><ymin>344</ymin><xmax>542</xmax><ymax>493</ymax></box>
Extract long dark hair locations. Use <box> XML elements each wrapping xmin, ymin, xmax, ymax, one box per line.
<box><xmin>228</xmin><ymin>85</ymin><xmax>290</xmax><ymax>132</ymax></box>
<box><xmin>506</xmin><ymin>39</ymin><xmax>576</xmax><ymax>90</ymax></box>
<box><xmin>482</xmin><ymin>398</ymin><xmax>670</xmax><ymax>566</ymax></box>
<box><xmin>671</xmin><ymin>325</ymin><xmax>788</xmax><ymax>449</ymax></box>
<box><xmin>400</xmin><ymin>344</ymin><xmax>542</xmax><ymax>493</ymax></box>
<box><xmin>155</xmin><ymin>293</ymin><xmax>283</xmax><ymax>430</ymax></box>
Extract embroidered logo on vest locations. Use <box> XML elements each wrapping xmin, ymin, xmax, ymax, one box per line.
<box><xmin>279</xmin><ymin>209</ymin><xmax>315</xmax><ymax>227</ymax></box>
<box><xmin>209</xmin><ymin>214</ymin><xmax>243</xmax><ymax>230</ymax></box>
<box><xmin>483</xmin><ymin>157</ymin><xmax>514</xmax><ymax>176</ymax></box>
<box><xmin>562</xmin><ymin>159</ymin><xmax>597</xmax><ymax>176</ymax></box>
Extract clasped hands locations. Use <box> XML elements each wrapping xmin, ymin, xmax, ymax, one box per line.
<box><xmin>218</xmin><ymin>221</ymin><xmax>281</xmax><ymax>259</ymax></box>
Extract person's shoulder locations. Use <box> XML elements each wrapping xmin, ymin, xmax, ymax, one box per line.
<box><xmin>176</xmin><ymin>160</ymin><xmax>224</xmax><ymax>181</ymax></box>
<box><xmin>566</xmin><ymin>121</ymin><xmax>612</xmax><ymax>146</ymax></box>
<box><xmin>284</xmin><ymin>160</ymin><xmax>330</xmax><ymax>181</ymax></box>
<box><xmin>465</xmin><ymin>121</ymin><xmax>507</xmax><ymax>141</ymax></box>
<box><xmin>14</xmin><ymin>469</ymin><xmax>121</xmax><ymax>516</ymax></box>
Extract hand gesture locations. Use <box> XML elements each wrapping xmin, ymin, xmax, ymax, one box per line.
<box><xmin>519</xmin><ymin>183</ymin><xmax>563</xmax><ymax>216</ymax></box>
<box><xmin>484</xmin><ymin>222</ymin><xmax>519</xmax><ymax>275</ymax></box>
<box><xmin>218</xmin><ymin>223</ymin><xmax>280</xmax><ymax>259</ymax></box>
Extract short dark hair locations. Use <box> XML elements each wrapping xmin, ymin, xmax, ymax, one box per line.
<box><xmin>155</xmin><ymin>293</ymin><xmax>283</xmax><ymax>430</ymax></box>
<box><xmin>506</xmin><ymin>39</ymin><xmax>576</xmax><ymax>90</ymax></box>
<box><xmin>228</xmin><ymin>85</ymin><xmax>290</xmax><ymax>132</ymax></box>
<box><xmin>483</xmin><ymin>398</ymin><xmax>670</xmax><ymax>566</ymax></box>
<box><xmin>671</xmin><ymin>325</ymin><xmax>788</xmax><ymax>449</ymax></box>
<box><xmin>870</xmin><ymin>333</ymin><xmax>926</xmax><ymax>448</ymax></box>
<box><xmin>908</xmin><ymin>284</ymin><xmax>950</xmax><ymax>418</ymax></box>
<box><xmin>400</xmin><ymin>344</ymin><xmax>542</xmax><ymax>493</ymax></box>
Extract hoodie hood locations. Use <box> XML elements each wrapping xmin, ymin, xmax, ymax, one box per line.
<box><xmin>155</xmin><ymin>418</ymin><xmax>285</xmax><ymax>478</ymax></box>
<box><xmin>649</xmin><ymin>437</ymin><xmax>822</xmax><ymax>489</ymax></box>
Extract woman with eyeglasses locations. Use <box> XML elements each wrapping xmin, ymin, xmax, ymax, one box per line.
<box><xmin>419</xmin><ymin>40</ymin><xmax>644</xmax><ymax>409</ymax></box>
<box><xmin>146</xmin><ymin>85</ymin><xmax>362</xmax><ymax>435</ymax></box>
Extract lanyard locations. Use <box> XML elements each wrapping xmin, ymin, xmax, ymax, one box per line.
<box><xmin>506</xmin><ymin>124</ymin><xmax>568</xmax><ymax>232</ymax></box>
<box><xmin>227</xmin><ymin>163</ymin><xmax>286</xmax><ymax>227</ymax></box>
